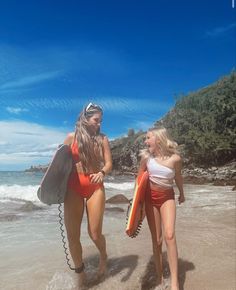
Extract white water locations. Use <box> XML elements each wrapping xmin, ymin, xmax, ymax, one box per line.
<box><xmin>0</xmin><ymin>172</ymin><xmax>235</xmax><ymax>290</ymax></box>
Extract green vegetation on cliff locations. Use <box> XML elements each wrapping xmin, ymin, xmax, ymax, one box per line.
<box><xmin>156</xmin><ymin>72</ymin><xmax>236</xmax><ymax>165</ymax></box>
<box><xmin>28</xmin><ymin>72</ymin><xmax>236</xmax><ymax>173</ymax></box>
<box><xmin>111</xmin><ymin>72</ymin><xmax>236</xmax><ymax>171</ymax></box>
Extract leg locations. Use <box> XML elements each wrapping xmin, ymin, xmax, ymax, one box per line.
<box><xmin>64</xmin><ymin>190</ymin><xmax>85</xmax><ymax>286</ymax></box>
<box><xmin>86</xmin><ymin>187</ymin><xmax>107</xmax><ymax>276</ymax></box>
<box><xmin>145</xmin><ymin>200</ymin><xmax>163</xmax><ymax>285</ymax></box>
<box><xmin>160</xmin><ymin>200</ymin><xmax>179</xmax><ymax>290</ymax></box>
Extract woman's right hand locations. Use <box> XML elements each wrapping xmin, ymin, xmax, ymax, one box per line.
<box><xmin>90</xmin><ymin>172</ymin><xmax>104</xmax><ymax>183</ymax></box>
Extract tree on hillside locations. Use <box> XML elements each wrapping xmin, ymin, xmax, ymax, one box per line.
<box><xmin>155</xmin><ymin>72</ymin><xmax>236</xmax><ymax>165</ymax></box>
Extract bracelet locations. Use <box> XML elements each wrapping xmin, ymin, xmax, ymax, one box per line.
<box><xmin>100</xmin><ymin>170</ymin><xmax>106</xmax><ymax>176</ymax></box>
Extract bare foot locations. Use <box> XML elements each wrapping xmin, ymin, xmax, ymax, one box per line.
<box><xmin>77</xmin><ymin>271</ymin><xmax>87</xmax><ymax>289</ymax></box>
<box><xmin>157</xmin><ymin>276</ymin><xmax>164</xmax><ymax>286</ymax></box>
<box><xmin>97</xmin><ymin>254</ymin><xmax>108</xmax><ymax>278</ymax></box>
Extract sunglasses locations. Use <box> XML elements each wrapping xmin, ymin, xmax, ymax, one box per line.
<box><xmin>85</xmin><ymin>102</ymin><xmax>103</xmax><ymax>112</ymax></box>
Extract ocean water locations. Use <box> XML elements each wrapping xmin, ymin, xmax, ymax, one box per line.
<box><xmin>0</xmin><ymin>171</ymin><xmax>235</xmax><ymax>290</ymax></box>
<box><xmin>0</xmin><ymin>171</ymin><xmax>136</xmax><ymax>290</ymax></box>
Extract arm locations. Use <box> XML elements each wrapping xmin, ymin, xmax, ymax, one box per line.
<box><xmin>100</xmin><ymin>136</ymin><xmax>113</xmax><ymax>175</ymax></box>
<box><xmin>174</xmin><ymin>155</ymin><xmax>185</xmax><ymax>204</ymax></box>
<box><xmin>90</xmin><ymin>136</ymin><xmax>112</xmax><ymax>183</ymax></box>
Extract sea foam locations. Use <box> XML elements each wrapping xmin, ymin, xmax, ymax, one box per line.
<box><xmin>104</xmin><ymin>181</ymin><xmax>134</xmax><ymax>191</ymax></box>
<box><xmin>0</xmin><ymin>184</ymin><xmax>39</xmax><ymax>203</ymax></box>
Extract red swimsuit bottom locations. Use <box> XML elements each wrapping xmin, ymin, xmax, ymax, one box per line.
<box><xmin>146</xmin><ymin>185</ymin><xmax>175</xmax><ymax>209</ymax></box>
<box><xmin>67</xmin><ymin>171</ymin><xmax>102</xmax><ymax>198</ymax></box>
<box><xmin>67</xmin><ymin>139</ymin><xmax>103</xmax><ymax>198</ymax></box>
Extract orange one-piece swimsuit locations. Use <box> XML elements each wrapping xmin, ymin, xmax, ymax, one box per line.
<box><xmin>67</xmin><ymin>139</ymin><xmax>103</xmax><ymax>198</ymax></box>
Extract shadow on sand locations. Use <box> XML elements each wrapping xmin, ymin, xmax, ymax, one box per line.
<box><xmin>141</xmin><ymin>252</ymin><xmax>195</xmax><ymax>290</ymax></box>
<box><xmin>84</xmin><ymin>254</ymin><xmax>139</xmax><ymax>288</ymax></box>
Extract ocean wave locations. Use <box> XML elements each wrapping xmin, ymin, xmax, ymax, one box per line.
<box><xmin>0</xmin><ymin>184</ymin><xmax>39</xmax><ymax>203</ymax></box>
<box><xmin>104</xmin><ymin>181</ymin><xmax>134</xmax><ymax>191</ymax></box>
<box><xmin>0</xmin><ymin>181</ymin><xmax>135</xmax><ymax>203</ymax></box>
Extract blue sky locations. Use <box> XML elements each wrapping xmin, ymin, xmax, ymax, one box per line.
<box><xmin>0</xmin><ymin>0</ymin><xmax>235</xmax><ymax>170</ymax></box>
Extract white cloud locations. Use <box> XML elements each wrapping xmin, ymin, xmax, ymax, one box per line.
<box><xmin>206</xmin><ymin>23</ymin><xmax>236</xmax><ymax>37</ymax></box>
<box><xmin>78</xmin><ymin>97</ymin><xmax>172</xmax><ymax>114</ymax></box>
<box><xmin>0</xmin><ymin>44</ymin><xmax>125</xmax><ymax>94</ymax></box>
<box><xmin>1</xmin><ymin>94</ymin><xmax>172</xmax><ymax>115</ymax></box>
<box><xmin>6</xmin><ymin>107</ymin><xmax>29</xmax><ymax>114</ymax></box>
<box><xmin>0</xmin><ymin>71</ymin><xmax>62</xmax><ymax>91</ymax></box>
<box><xmin>0</xmin><ymin>120</ymin><xmax>66</xmax><ymax>170</ymax></box>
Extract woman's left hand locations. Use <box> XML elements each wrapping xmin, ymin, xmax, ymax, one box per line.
<box><xmin>90</xmin><ymin>172</ymin><xmax>104</xmax><ymax>183</ymax></box>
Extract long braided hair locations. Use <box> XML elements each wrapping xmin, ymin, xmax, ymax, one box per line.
<box><xmin>75</xmin><ymin>103</ymin><xmax>104</xmax><ymax>174</ymax></box>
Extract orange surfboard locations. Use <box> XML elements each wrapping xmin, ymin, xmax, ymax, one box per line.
<box><xmin>126</xmin><ymin>171</ymin><xmax>149</xmax><ymax>238</ymax></box>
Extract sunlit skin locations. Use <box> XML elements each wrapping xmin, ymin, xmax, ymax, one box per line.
<box><xmin>86</xmin><ymin>112</ymin><xmax>105</xmax><ymax>183</ymax></box>
<box><xmin>63</xmin><ymin>109</ymin><xmax>112</xmax><ymax>287</ymax></box>
<box><xmin>72</xmin><ymin>112</ymin><xmax>107</xmax><ymax>184</ymax></box>
<box><xmin>144</xmin><ymin>131</ymin><xmax>185</xmax><ymax>204</ymax></box>
<box><xmin>87</xmin><ymin>112</ymin><xmax>102</xmax><ymax>135</ymax></box>
<box><xmin>145</xmin><ymin>131</ymin><xmax>157</xmax><ymax>155</ymax></box>
<box><xmin>138</xmin><ymin>130</ymin><xmax>185</xmax><ymax>290</ymax></box>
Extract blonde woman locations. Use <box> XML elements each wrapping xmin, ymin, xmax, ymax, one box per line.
<box><xmin>63</xmin><ymin>103</ymin><xmax>112</xmax><ymax>287</ymax></box>
<box><xmin>138</xmin><ymin>127</ymin><xmax>185</xmax><ymax>290</ymax></box>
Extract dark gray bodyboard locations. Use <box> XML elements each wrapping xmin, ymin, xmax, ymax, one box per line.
<box><xmin>37</xmin><ymin>144</ymin><xmax>73</xmax><ymax>205</ymax></box>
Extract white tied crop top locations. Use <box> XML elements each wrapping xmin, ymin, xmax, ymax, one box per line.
<box><xmin>147</xmin><ymin>157</ymin><xmax>175</xmax><ymax>188</ymax></box>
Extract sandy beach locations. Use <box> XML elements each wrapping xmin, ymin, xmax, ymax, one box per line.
<box><xmin>80</xmin><ymin>184</ymin><xmax>236</xmax><ymax>290</ymax></box>
<box><xmin>0</xmin><ymin>177</ymin><xmax>235</xmax><ymax>290</ymax></box>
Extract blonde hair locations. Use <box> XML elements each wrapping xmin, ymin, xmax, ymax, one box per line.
<box><xmin>140</xmin><ymin>127</ymin><xmax>178</xmax><ymax>159</ymax></box>
<box><xmin>75</xmin><ymin>104</ymin><xmax>104</xmax><ymax>173</ymax></box>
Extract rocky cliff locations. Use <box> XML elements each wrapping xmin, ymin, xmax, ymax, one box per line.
<box><xmin>110</xmin><ymin>72</ymin><xmax>236</xmax><ymax>184</ymax></box>
<box><xmin>26</xmin><ymin>72</ymin><xmax>236</xmax><ymax>184</ymax></box>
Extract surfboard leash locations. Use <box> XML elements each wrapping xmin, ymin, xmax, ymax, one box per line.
<box><xmin>58</xmin><ymin>201</ymin><xmax>75</xmax><ymax>270</ymax></box>
<box><xmin>58</xmin><ymin>201</ymin><xmax>85</xmax><ymax>274</ymax></box>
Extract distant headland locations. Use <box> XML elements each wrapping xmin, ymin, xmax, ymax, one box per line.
<box><xmin>25</xmin><ymin>72</ymin><xmax>236</xmax><ymax>187</ymax></box>
<box><xmin>25</xmin><ymin>165</ymin><xmax>48</xmax><ymax>173</ymax></box>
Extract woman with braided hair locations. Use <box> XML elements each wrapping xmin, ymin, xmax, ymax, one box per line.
<box><xmin>63</xmin><ymin>103</ymin><xmax>112</xmax><ymax>287</ymax></box>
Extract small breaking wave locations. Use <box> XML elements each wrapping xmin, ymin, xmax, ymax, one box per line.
<box><xmin>104</xmin><ymin>181</ymin><xmax>134</xmax><ymax>191</ymax></box>
<box><xmin>0</xmin><ymin>184</ymin><xmax>39</xmax><ymax>203</ymax></box>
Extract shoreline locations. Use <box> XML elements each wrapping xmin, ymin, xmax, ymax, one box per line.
<box><xmin>23</xmin><ymin>162</ymin><xmax>236</xmax><ymax>187</ymax></box>
<box><xmin>0</xmin><ymin>180</ymin><xmax>235</xmax><ymax>289</ymax></box>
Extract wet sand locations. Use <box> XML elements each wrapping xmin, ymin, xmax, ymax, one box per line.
<box><xmin>83</xmin><ymin>184</ymin><xmax>236</xmax><ymax>290</ymax></box>
<box><xmin>0</xmin><ymin>184</ymin><xmax>235</xmax><ymax>290</ymax></box>
<box><xmin>81</xmin><ymin>211</ymin><xmax>235</xmax><ymax>290</ymax></box>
